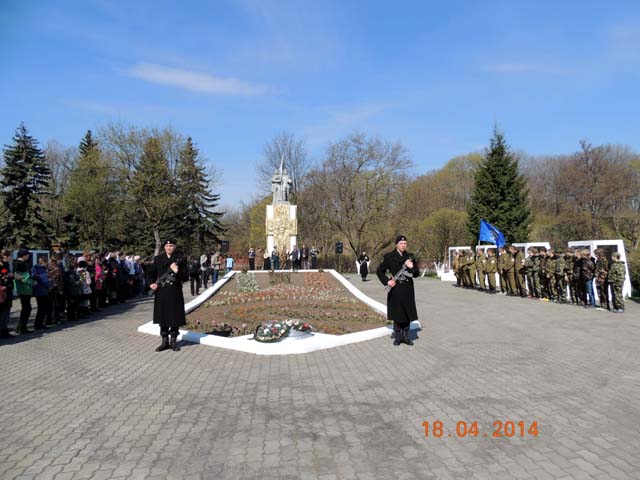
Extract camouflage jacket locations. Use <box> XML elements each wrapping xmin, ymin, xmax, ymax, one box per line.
<box><xmin>564</xmin><ymin>256</ymin><xmax>574</xmax><ymax>277</ymax></box>
<box><xmin>546</xmin><ymin>257</ymin><xmax>556</xmax><ymax>277</ymax></box>
<box><xmin>524</xmin><ymin>255</ymin><xmax>534</xmax><ymax>273</ymax></box>
<box><xmin>594</xmin><ymin>257</ymin><xmax>609</xmax><ymax>286</ymax></box>
<box><xmin>532</xmin><ymin>255</ymin><xmax>540</xmax><ymax>273</ymax></box>
<box><xmin>555</xmin><ymin>256</ymin><xmax>565</xmax><ymax>276</ymax></box>
<box><xmin>608</xmin><ymin>261</ymin><xmax>626</xmax><ymax>285</ymax></box>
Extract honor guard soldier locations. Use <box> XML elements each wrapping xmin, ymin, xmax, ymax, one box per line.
<box><xmin>377</xmin><ymin>235</ymin><xmax>420</xmax><ymax>346</ymax></box>
<box><xmin>149</xmin><ymin>239</ymin><xmax>189</xmax><ymax>352</ymax></box>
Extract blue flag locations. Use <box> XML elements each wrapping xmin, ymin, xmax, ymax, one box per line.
<box><xmin>479</xmin><ymin>220</ymin><xmax>506</xmax><ymax>247</ymax></box>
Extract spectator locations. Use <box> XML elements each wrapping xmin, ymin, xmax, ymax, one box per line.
<box><xmin>188</xmin><ymin>255</ymin><xmax>201</xmax><ymax>296</ymax></box>
<box><xmin>95</xmin><ymin>255</ymin><xmax>107</xmax><ymax>308</ymax></box>
<box><xmin>248</xmin><ymin>247</ymin><xmax>256</xmax><ymax>270</ymax></box>
<box><xmin>64</xmin><ymin>258</ymin><xmax>82</xmax><ymax>321</ymax></box>
<box><xmin>262</xmin><ymin>248</ymin><xmax>271</xmax><ymax>270</ymax></box>
<box><xmin>31</xmin><ymin>256</ymin><xmax>51</xmax><ymax>330</ymax></box>
<box><xmin>200</xmin><ymin>252</ymin><xmax>210</xmax><ymax>288</ymax></box>
<box><xmin>211</xmin><ymin>251</ymin><xmax>221</xmax><ymax>284</ymax></box>
<box><xmin>0</xmin><ymin>250</ymin><xmax>15</xmax><ymax>338</ymax></box>
<box><xmin>225</xmin><ymin>254</ymin><xmax>235</xmax><ymax>273</ymax></box>
<box><xmin>14</xmin><ymin>249</ymin><xmax>33</xmax><ymax>335</ymax></box>
<box><xmin>48</xmin><ymin>255</ymin><xmax>65</xmax><ymax>323</ymax></box>
<box><xmin>77</xmin><ymin>260</ymin><xmax>92</xmax><ymax>317</ymax></box>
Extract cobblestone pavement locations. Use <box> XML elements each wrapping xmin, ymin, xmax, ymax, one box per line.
<box><xmin>1</xmin><ymin>277</ymin><xmax>639</xmax><ymax>479</ymax></box>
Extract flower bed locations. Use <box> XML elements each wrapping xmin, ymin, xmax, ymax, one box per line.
<box><xmin>186</xmin><ymin>271</ymin><xmax>387</xmax><ymax>337</ymax></box>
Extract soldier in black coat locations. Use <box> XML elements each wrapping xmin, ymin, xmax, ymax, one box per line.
<box><xmin>376</xmin><ymin>235</ymin><xmax>420</xmax><ymax>346</ymax></box>
<box><xmin>148</xmin><ymin>239</ymin><xmax>189</xmax><ymax>352</ymax></box>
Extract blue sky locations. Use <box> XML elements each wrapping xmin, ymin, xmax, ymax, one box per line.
<box><xmin>1</xmin><ymin>1</ymin><xmax>639</xmax><ymax>208</ymax></box>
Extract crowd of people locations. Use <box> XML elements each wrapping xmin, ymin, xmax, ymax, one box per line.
<box><xmin>259</xmin><ymin>244</ymin><xmax>319</xmax><ymax>271</ymax></box>
<box><xmin>186</xmin><ymin>250</ymin><xmax>235</xmax><ymax>297</ymax></box>
<box><xmin>451</xmin><ymin>246</ymin><xmax>627</xmax><ymax>313</ymax></box>
<box><xmin>0</xmin><ymin>249</ymin><xmax>152</xmax><ymax>339</ymax></box>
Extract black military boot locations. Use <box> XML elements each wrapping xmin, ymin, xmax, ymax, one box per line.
<box><xmin>393</xmin><ymin>324</ymin><xmax>401</xmax><ymax>346</ymax></box>
<box><xmin>170</xmin><ymin>334</ymin><xmax>181</xmax><ymax>351</ymax></box>
<box><xmin>155</xmin><ymin>335</ymin><xmax>170</xmax><ymax>352</ymax></box>
<box><xmin>402</xmin><ymin>327</ymin><xmax>414</xmax><ymax>346</ymax></box>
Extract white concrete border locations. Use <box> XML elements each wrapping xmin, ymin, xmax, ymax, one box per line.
<box><xmin>138</xmin><ymin>269</ymin><xmax>421</xmax><ymax>355</ymax></box>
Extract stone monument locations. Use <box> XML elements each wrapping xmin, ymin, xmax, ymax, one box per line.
<box><xmin>266</xmin><ymin>156</ymin><xmax>297</xmax><ymax>254</ymax></box>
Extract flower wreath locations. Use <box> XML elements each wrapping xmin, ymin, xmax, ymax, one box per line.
<box><xmin>254</xmin><ymin>319</ymin><xmax>315</xmax><ymax>343</ymax></box>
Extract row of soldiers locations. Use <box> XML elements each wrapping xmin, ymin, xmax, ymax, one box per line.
<box><xmin>452</xmin><ymin>246</ymin><xmax>626</xmax><ymax>312</ymax></box>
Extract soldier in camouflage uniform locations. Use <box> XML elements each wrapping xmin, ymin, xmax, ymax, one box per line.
<box><xmin>513</xmin><ymin>246</ymin><xmax>526</xmax><ymax>297</ymax></box>
<box><xmin>476</xmin><ymin>249</ymin><xmax>486</xmax><ymax>291</ymax></box>
<box><xmin>546</xmin><ymin>249</ymin><xmax>558</xmax><ymax>301</ymax></box>
<box><xmin>524</xmin><ymin>248</ymin><xmax>536</xmax><ymax>298</ymax></box>
<box><xmin>564</xmin><ymin>248</ymin><xmax>576</xmax><ymax>304</ymax></box>
<box><xmin>594</xmin><ymin>248</ymin><xmax>610</xmax><ymax>311</ymax></box>
<box><xmin>531</xmin><ymin>248</ymin><xmax>542</xmax><ymax>298</ymax></box>
<box><xmin>554</xmin><ymin>248</ymin><xmax>567</xmax><ymax>303</ymax></box>
<box><xmin>608</xmin><ymin>252</ymin><xmax>626</xmax><ymax>313</ymax></box>
<box><xmin>485</xmin><ymin>249</ymin><xmax>498</xmax><ymax>293</ymax></box>
<box><xmin>538</xmin><ymin>247</ymin><xmax>549</xmax><ymax>300</ymax></box>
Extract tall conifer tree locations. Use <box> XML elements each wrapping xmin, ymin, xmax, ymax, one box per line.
<box><xmin>467</xmin><ymin>128</ymin><xmax>531</xmax><ymax>243</ymax></box>
<box><xmin>131</xmin><ymin>137</ymin><xmax>176</xmax><ymax>255</ymax></box>
<box><xmin>0</xmin><ymin>123</ymin><xmax>52</xmax><ymax>248</ymax></box>
<box><xmin>174</xmin><ymin>137</ymin><xmax>224</xmax><ymax>253</ymax></box>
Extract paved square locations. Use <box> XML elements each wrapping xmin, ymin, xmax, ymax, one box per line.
<box><xmin>1</xmin><ymin>277</ymin><xmax>639</xmax><ymax>479</ymax></box>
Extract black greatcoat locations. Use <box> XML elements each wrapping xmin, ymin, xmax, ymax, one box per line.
<box><xmin>376</xmin><ymin>249</ymin><xmax>420</xmax><ymax>324</ymax></box>
<box><xmin>150</xmin><ymin>253</ymin><xmax>189</xmax><ymax>328</ymax></box>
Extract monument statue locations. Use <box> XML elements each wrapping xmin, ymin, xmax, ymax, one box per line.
<box><xmin>271</xmin><ymin>156</ymin><xmax>293</xmax><ymax>204</ymax></box>
<box><xmin>266</xmin><ymin>156</ymin><xmax>297</xmax><ymax>255</ymax></box>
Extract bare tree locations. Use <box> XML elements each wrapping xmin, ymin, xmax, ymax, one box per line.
<box><xmin>43</xmin><ymin>140</ymin><xmax>77</xmax><ymax>241</ymax></box>
<box><xmin>98</xmin><ymin>122</ymin><xmax>184</xmax><ymax>180</ymax></box>
<box><xmin>305</xmin><ymin>132</ymin><xmax>412</xmax><ymax>260</ymax></box>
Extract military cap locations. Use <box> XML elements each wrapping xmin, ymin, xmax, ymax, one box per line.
<box><xmin>163</xmin><ymin>238</ymin><xmax>176</xmax><ymax>246</ymax></box>
<box><xmin>395</xmin><ymin>235</ymin><xmax>407</xmax><ymax>244</ymax></box>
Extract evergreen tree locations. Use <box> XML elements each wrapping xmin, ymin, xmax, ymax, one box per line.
<box><xmin>64</xmin><ymin>132</ymin><xmax>119</xmax><ymax>250</ymax></box>
<box><xmin>467</xmin><ymin>128</ymin><xmax>532</xmax><ymax>243</ymax></box>
<box><xmin>0</xmin><ymin>123</ymin><xmax>52</xmax><ymax>248</ymax></box>
<box><xmin>79</xmin><ymin>129</ymin><xmax>98</xmax><ymax>157</ymax></box>
<box><xmin>131</xmin><ymin>137</ymin><xmax>177</xmax><ymax>255</ymax></box>
<box><xmin>174</xmin><ymin>137</ymin><xmax>225</xmax><ymax>254</ymax></box>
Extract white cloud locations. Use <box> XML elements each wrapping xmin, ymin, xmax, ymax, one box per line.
<box><xmin>125</xmin><ymin>63</ymin><xmax>270</xmax><ymax>96</ymax></box>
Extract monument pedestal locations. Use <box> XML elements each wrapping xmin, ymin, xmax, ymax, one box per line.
<box><xmin>266</xmin><ymin>203</ymin><xmax>297</xmax><ymax>253</ymax></box>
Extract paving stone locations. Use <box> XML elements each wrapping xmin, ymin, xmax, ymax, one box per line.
<box><xmin>0</xmin><ymin>279</ymin><xmax>638</xmax><ymax>479</ymax></box>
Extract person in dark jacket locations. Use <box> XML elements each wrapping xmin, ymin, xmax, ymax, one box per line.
<box><xmin>31</xmin><ymin>256</ymin><xmax>51</xmax><ymax>330</ymax></box>
<box><xmin>0</xmin><ymin>250</ymin><xmax>15</xmax><ymax>338</ymax></box>
<box><xmin>148</xmin><ymin>239</ymin><xmax>188</xmax><ymax>352</ymax></box>
<box><xmin>376</xmin><ymin>235</ymin><xmax>420</xmax><ymax>346</ymax></box>
<box><xmin>357</xmin><ymin>251</ymin><xmax>370</xmax><ymax>281</ymax></box>
<box><xmin>580</xmin><ymin>249</ymin><xmax>596</xmax><ymax>308</ymax></box>
<box><xmin>64</xmin><ymin>258</ymin><xmax>82</xmax><ymax>321</ymax></box>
